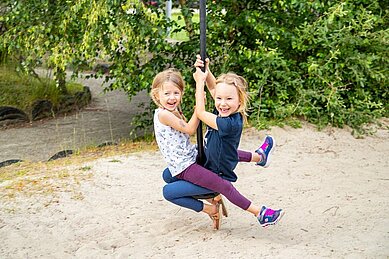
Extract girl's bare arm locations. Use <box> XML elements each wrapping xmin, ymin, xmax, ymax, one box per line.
<box><xmin>194</xmin><ymin>67</ymin><xmax>218</xmax><ymax>130</ymax></box>
<box><xmin>158</xmin><ymin>109</ymin><xmax>200</xmax><ymax>135</ymax></box>
<box><xmin>195</xmin><ymin>55</ymin><xmax>216</xmax><ymax>98</ymax></box>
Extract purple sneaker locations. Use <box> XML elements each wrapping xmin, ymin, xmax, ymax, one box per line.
<box><xmin>255</xmin><ymin>135</ymin><xmax>275</xmax><ymax>168</ymax></box>
<box><xmin>257</xmin><ymin>206</ymin><xmax>284</xmax><ymax>227</ymax></box>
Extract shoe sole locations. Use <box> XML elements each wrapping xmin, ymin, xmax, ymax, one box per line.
<box><xmin>219</xmin><ymin>196</ymin><xmax>228</xmax><ymax>217</ymax></box>
<box><xmin>215</xmin><ymin>202</ymin><xmax>222</xmax><ymax>230</ymax></box>
<box><xmin>263</xmin><ymin>136</ymin><xmax>275</xmax><ymax>168</ymax></box>
<box><xmin>260</xmin><ymin>210</ymin><xmax>285</xmax><ymax>227</ymax></box>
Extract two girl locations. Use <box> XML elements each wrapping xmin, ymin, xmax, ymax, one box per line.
<box><xmin>151</xmin><ymin>58</ymin><xmax>283</xmax><ymax>229</ymax></box>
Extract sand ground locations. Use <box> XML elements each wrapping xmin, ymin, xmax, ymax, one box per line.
<box><xmin>1</xmin><ymin>120</ymin><xmax>388</xmax><ymax>258</ymax></box>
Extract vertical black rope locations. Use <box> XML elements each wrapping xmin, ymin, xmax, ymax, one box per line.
<box><xmin>196</xmin><ymin>0</ymin><xmax>206</xmax><ymax>165</ymax></box>
<box><xmin>193</xmin><ymin>0</ymin><xmax>219</xmax><ymax>200</ymax></box>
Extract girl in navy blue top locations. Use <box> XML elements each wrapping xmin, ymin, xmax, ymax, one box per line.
<box><xmin>188</xmin><ymin>56</ymin><xmax>284</xmax><ymax>227</ymax></box>
<box><xmin>203</xmin><ymin>109</ymin><xmax>242</xmax><ymax>182</ymax></box>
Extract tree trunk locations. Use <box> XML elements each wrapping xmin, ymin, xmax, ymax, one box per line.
<box><xmin>178</xmin><ymin>0</ymin><xmax>195</xmax><ymax>39</ymax></box>
<box><xmin>55</xmin><ymin>67</ymin><xmax>68</xmax><ymax>95</ymax></box>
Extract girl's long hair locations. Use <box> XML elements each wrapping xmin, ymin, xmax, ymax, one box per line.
<box><xmin>216</xmin><ymin>72</ymin><xmax>249</xmax><ymax>122</ymax></box>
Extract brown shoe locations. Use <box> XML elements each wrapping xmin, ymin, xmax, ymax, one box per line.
<box><xmin>219</xmin><ymin>196</ymin><xmax>228</xmax><ymax>218</ymax></box>
<box><xmin>212</xmin><ymin>195</ymin><xmax>228</xmax><ymax>217</ymax></box>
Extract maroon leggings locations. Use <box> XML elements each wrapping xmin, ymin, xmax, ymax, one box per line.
<box><xmin>176</xmin><ymin>150</ymin><xmax>252</xmax><ymax>210</ymax></box>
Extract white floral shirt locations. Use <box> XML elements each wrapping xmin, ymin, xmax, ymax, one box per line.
<box><xmin>153</xmin><ymin>108</ymin><xmax>197</xmax><ymax>176</ymax></box>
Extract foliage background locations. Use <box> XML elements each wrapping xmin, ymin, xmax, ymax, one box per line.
<box><xmin>0</xmin><ymin>0</ymin><xmax>387</xmax><ymax>133</ymax></box>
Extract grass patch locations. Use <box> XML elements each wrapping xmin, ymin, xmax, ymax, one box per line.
<box><xmin>0</xmin><ymin>139</ymin><xmax>157</xmax><ymax>201</ymax></box>
<box><xmin>0</xmin><ymin>64</ymin><xmax>84</xmax><ymax>113</ymax></box>
<box><xmin>169</xmin><ymin>10</ymin><xmax>199</xmax><ymax>41</ymax></box>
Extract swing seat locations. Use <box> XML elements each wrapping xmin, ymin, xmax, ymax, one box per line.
<box><xmin>192</xmin><ymin>192</ymin><xmax>219</xmax><ymax>199</ymax></box>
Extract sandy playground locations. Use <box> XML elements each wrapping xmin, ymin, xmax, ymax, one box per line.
<box><xmin>0</xmin><ymin>120</ymin><xmax>388</xmax><ymax>258</ymax></box>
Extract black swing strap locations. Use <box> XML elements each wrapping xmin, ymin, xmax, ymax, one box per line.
<box><xmin>196</xmin><ymin>0</ymin><xmax>206</xmax><ymax>166</ymax></box>
<box><xmin>194</xmin><ymin>0</ymin><xmax>219</xmax><ymax>200</ymax></box>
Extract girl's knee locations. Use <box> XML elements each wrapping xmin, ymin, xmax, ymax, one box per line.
<box><xmin>162</xmin><ymin>168</ymin><xmax>177</xmax><ymax>183</ymax></box>
<box><xmin>162</xmin><ymin>184</ymin><xmax>174</xmax><ymax>201</ymax></box>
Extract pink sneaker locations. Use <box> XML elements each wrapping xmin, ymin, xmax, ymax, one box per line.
<box><xmin>255</xmin><ymin>135</ymin><xmax>275</xmax><ymax>168</ymax></box>
<box><xmin>257</xmin><ymin>206</ymin><xmax>284</xmax><ymax>227</ymax></box>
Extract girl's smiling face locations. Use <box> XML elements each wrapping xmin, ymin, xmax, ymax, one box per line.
<box><xmin>214</xmin><ymin>82</ymin><xmax>241</xmax><ymax>117</ymax></box>
<box><xmin>158</xmin><ymin>82</ymin><xmax>183</xmax><ymax>112</ymax></box>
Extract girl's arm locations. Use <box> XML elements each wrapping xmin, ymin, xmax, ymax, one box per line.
<box><xmin>206</xmin><ymin>68</ymin><xmax>217</xmax><ymax>99</ymax></box>
<box><xmin>194</xmin><ymin>67</ymin><xmax>219</xmax><ymax>130</ymax></box>
<box><xmin>158</xmin><ymin>108</ymin><xmax>200</xmax><ymax>135</ymax></box>
<box><xmin>195</xmin><ymin>55</ymin><xmax>216</xmax><ymax>98</ymax></box>
<box><xmin>205</xmin><ymin>61</ymin><xmax>216</xmax><ymax>99</ymax></box>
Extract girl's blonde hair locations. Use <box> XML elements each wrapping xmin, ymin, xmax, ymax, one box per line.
<box><xmin>216</xmin><ymin>72</ymin><xmax>249</xmax><ymax>121</ymax></box>
<box><xmin>150</xmin><ymin>68</ymin><xmax>185</xmax><ymax>116</ymax></box>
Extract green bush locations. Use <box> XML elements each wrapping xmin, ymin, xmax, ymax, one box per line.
<box><xmin>293</xmin><ymin>2</ymin><xmax>388</xmax><ymax>129</ymax></box>
<box><xmin>0</xmin><ymin>65</ymin><xmax>83</xmax><ymax>113</ymax></box>
<box><xmin>199</xmin><ymin>0</ymin><xmax>388</xmax><ymax>131</ymax></box>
